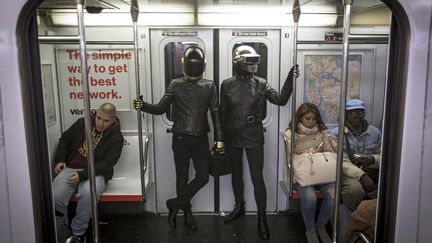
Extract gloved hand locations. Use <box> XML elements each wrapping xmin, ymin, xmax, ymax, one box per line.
<box><xmin>214</xmin><ymin>141</ymin><xmax>225</xmax><ymax>154</ymax></box>
<box><xmin>289</xmin><ymin>64</ymin><xmax>300</xmax><ymax>79</ymax></box>
<box><xmin>133</xmin><ymin>95</ymin><xmax>144</xmax><ymax>110</ymax></box>
<box><xmin>359</xmin><ymin>174</ymin><xmax>376</xmax><ymax>192</ymax></box>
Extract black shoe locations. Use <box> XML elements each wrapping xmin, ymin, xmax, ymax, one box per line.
<box><xmin>257</xmin><ymin>214</ymin><xmax>270</xmax><ymax>240</ymax></box>
<box><xmin>166</xmin><ymin>198</ymin><xmax>179</xmax><ymax>228</ymax></box>
<box><xmin>65</xmin><ymin>234</ymin><xmax>86</xmax><ymax>243</ymax></box>
<box><xmin>183</xmin><ymin>205</ymin><xmax>198</xmax><ymax>231</ymax></box>
<box><xmin>223</xmin><ymin>202</ymin><xmax>245</xmax><ymax>224</ymax></box>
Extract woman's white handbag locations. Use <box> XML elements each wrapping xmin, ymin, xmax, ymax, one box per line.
<box><xmin>293</xmin><ymin>152</ymin><xmax>337</xmax><ymax>187</ymax></box>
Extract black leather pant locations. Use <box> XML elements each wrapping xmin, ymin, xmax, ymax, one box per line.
<box><xmin>172</xmin><ymin>134</ymin><xmax>210</xmax><ymax>206</ymax></box>
<box><xmin>228</xmin><ymin>144</ymin><xmax>267</xmax><ymax>214</ymax></box>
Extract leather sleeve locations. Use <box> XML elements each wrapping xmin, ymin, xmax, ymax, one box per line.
<box><xmin>141</xmin><ymin>81</ymin><xmax>175</xmax><ymax>114</ymax></box>
<box><xmin>219</xmin><ymin>81</ymin><xmax>227</xmax><ymax>128</ymax></box>
<box><xmin>264</xmin><ymin>70</ymin><xmax>294</xmax><ymax>105</ymax></box>
<box><xmin>210</xmin><ymin>83</ymin><xmax>224</xmax><ymax>141</ymax></box>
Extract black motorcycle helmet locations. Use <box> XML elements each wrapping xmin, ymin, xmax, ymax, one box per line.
<box><xmin>182</xmin><ymin>45</ymin><xmax>206</xmax><ymax>80</ymax></box>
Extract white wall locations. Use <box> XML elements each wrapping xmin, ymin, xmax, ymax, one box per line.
<box><xmin>0</xmin><ymin>0</ymin><xmax>36</xmax><ymax>242</ymax></box>
<box><xmin>395</xmin><ymin>0</ymin><xmax>432</xmax><ymax>242</ymax></box>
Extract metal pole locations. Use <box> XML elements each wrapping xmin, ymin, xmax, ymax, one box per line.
<box><xmin>130</xmin><ymin>0</ymin><xmax>146</xmax><ymax>202</ymax></box>
<box><xmin>76</xmin><ymin>0</ymin><xmax>99</xmax><ymax>242</ymax></box>
<box><xmin>289</xmin><ymin>0</ymin><xmax>300</xmax><ymax>199</ymax></box>
<box><xmin>332</xmin><ymin>0</ymin><xmax>353</xmax><ymax>242</ymax></box>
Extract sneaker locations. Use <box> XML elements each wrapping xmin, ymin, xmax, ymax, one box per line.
<box><xmin>65</xmin><ymin>234</ymin><xmax>86</xmax><ymax>243</ymax></box>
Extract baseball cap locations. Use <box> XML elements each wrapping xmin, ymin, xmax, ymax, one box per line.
<box><xmin>346</xmin><ymin>99</ymin><xmax>365</xmax><ymax>111</ymax></box>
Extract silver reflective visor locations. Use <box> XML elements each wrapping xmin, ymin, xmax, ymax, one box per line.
<box><xmin>242</xmin><ymin>54</ymin><xmax>260</xmax><ymax>65</ymax></box>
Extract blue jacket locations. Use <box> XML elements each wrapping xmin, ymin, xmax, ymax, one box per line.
<box><xmin>330</xmin><ymin>120</ymin><xmax>381</xmax><ymax>179</ymax></box>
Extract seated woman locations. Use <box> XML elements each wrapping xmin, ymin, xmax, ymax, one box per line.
<box><xmin>284</xmin><ymin>103</ymin><xmax>334</xmax><ymax>243</ymax></box>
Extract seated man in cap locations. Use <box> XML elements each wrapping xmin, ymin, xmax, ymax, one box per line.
<box><xmin>330</xmin><ymin>99</ymin><xmax>381</xmax><ymax>212</ymax></box>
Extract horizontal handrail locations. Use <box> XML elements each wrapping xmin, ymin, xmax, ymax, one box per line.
<box><xmin>38</xmin><ymin>35</ymin><xmax>135</xmax><ymax>45</ymax></box>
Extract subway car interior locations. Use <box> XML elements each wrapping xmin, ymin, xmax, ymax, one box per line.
<box><xmin>1</xmin><ymin>0</ymin><xmax>432</xmax><ymax>242</ymax></box>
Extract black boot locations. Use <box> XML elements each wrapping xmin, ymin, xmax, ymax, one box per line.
<box><xmin>183</xmin><ymin>205</ymin><xmax>197</xmax><ymax>231</ymax></box>
<box><xmin>257</xmin><ymin>214</ymin><xmax>270</xmax><ymax>240</ymax></box>
<box><xmin>223</xmin><ymin>202</ymin><xmax>245</xmax><ymax>224</ymax></box>
<box><xmin>166</xmin><ymin>198</ymin><xmax>179</xmax><ymax>228</ymax></box>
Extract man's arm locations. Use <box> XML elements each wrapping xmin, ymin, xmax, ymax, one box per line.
<box><xmin>330</xmin><ymin>128</ymin><xmax>366</xmax><ymax>180</ymax></box>
<box><xmin>54</xmin><ymin>118</ymin><xmax>84</xmax><ymax>165</ymax></box>
<box><xmin>134</xmin><ymin>81</ymin><xmax>175</xmax><ymax>114</ymax></box>
<box><xmin>77</xmin><ymin>132</ymin><xmax>124</xmax><ymax>182</ymax></box>
<box><xmin>219</xmin><ymin>81</ymin><xmax>227</xmax><ymax>128</ymax></box>
<box><xmin>264</xmin><ymin>64</ymin><xmax>299</xmax><ymax>105</ymax></box>
<box><xmin>209</xmin><ymin>83</ymin><xmax>223</xmax><ymax>141</ymax></box>
<box><xmin>370</xmin><ymin>127</ymin><xmax>382</xmax><ymax>166</ymax></box>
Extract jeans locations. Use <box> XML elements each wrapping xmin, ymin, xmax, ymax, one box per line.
<box><xmin>53</xmin><ymin>168</ymin><xmax>106</xmax><ymax>235</ymax></box>
<box><xmin>228</xmin><ymin>144</ymin><xmax>267</xmax><ymax>214</ymax></box>
<box><xmin>172</xmin><ymin>134</ymin><xmax>210</xmax><ymax>206</ymax></box>
<box><xmin>294</xmin><ymin>182</ymin><xmax>335</xmax><ymax>230</ymax></box>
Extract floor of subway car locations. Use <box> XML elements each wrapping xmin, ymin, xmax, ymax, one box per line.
<box><xmin>91</xmin><ymin>212</ymin><xmax>307</xmax><ymax>243</ymax></box>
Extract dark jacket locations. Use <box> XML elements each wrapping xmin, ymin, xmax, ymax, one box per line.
<box><xmin>220</xmin><ymin>72</ymin><xmax>293</xmax><ymax>147</ymax></box>
<box><xmin>141</xmin><ymin>77</ymin><xmax>223</xmax><ymax>140</ymax></box>
<box><xmin>54</xmin><ymin>116</ymin><xmax>124</xmax><ymax>183</ymax></box>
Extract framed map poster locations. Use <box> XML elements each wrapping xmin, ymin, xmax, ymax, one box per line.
<box><xmin>303</xmin><ymin>54</ymin><xmax>363</xmax><ymax>126</ymax></box>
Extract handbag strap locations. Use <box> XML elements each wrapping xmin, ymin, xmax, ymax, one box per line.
<box><xmin>308</xmin><ymin>152</ymin><xmax>315</xmax><ymax>175</ymax></box>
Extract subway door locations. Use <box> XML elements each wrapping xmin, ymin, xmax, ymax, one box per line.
<box><xmin>149</xmin><ymin>29</ymin><xmax>214</xmax><ymax>212</ymax></box>
<box><xmin>219</xmin><ymin>30</ymin><xmax>281</xmax><ymax>212</ymax></box>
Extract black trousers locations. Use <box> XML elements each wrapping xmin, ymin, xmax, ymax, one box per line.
<box><xmin>228</xmin><ymin>144</ymin><xmax>267</xmax><ymax>214</ymax></box>
<box><xmin>172</xmin><ymin>134</ymin><xmax>210</xmax><ymax>207</ymax></box>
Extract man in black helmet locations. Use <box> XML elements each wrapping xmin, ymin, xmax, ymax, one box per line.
<box><xmin>220</xmin><ymin>45</ymin><xmax>299</xmax><ymax>240</ymax></box>
<box><xmin>133</xmin><ymin>45</ymin><xmax>224</xmax><ymax>231</ymax></box>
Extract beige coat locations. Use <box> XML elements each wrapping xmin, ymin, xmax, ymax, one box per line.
<box><xmin>284</xmin><ymin>129</ymin><xmax>334</xmax><ymax>158</ymax></box>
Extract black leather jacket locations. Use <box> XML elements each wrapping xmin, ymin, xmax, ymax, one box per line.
<box><xmin>220</xmin><ymin>72</ymin><xmax>294</xmax><ymax>147</ymax></box>
<box><xmin>142</xmin><ymin>77</ymin><xmax>223</xmax><ymax>140</ymax></box>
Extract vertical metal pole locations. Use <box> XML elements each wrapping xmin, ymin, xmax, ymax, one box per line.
<box><xmin>332</xmin><ymin>0</ymin><xmax>353</xmax><ymax>242</ymax></box>
<box><xmin>289</xmin><ymin>0</ymin><xmax>300</xmax><ymax>199</ymax></box>
<box><xmin>130</xmin><ymin>0</ymin><xmax>146</xmax><ymax>202</ymax></box>
<box><xmin>76</xmin><ymin>0</ymin><xmax>99</xmax><ymax>242</ymax></box>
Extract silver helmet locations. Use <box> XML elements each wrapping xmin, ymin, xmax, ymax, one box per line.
<box><xmin>233</xmin><ymin>45</ymin><xmax>260</xmax><ymax>74</ymax></box>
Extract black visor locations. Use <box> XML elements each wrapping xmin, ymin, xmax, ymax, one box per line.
<box><xmin>241</xmin><ymin>54</ymin><xmax>260</xmax><ymax>65</ymax></box>
<box><xmin>183</xmin><ymin>46</ymin><xmax>205</xmax><ymax>78</ymax></box>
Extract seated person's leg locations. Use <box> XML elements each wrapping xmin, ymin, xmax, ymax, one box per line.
<box><xmin>316</xmin><ymin>183</ymin><xmax>335</xmax><ymax>226</ymax></box>
<box><xmin>341</xmin><ymin>174</ymin><xmax>365</xmax><ymax>211</ymax></box>
<box><xmin>337</xmin><ymin>203</ymin><xmax>353</xmax><ymax>243</ymax></box>
<box><xmin>70</xmin><ymin>175</ymin><xmax>106</xmax><ymax>236</ymax></box>
<box><xmin>316</xmin><ymin>183</ymin><xmax>335</xmax><ymax>243</ymax></box>
<box><xmin>53</xmin><ymin>168</ymin><xmax>81</xmax><ymax>228</ymax></box>
<box><xmin>294</xmin><ymin>183</ymin><xmax>318</xmax><ymax>230</ymax></box>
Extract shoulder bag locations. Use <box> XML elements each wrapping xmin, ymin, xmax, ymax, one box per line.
<box><xmin>210</xmin><ymin>147</ymin><xmax>231</xmax><ymax>177</ymax></box>
<box><xmin>293</xmin><ymin>152</ymin><xmax>337</xmax><ymax>187</ymax></box>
